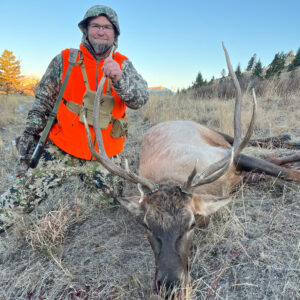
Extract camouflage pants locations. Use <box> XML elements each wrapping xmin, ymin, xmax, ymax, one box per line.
<box><xmin>0</xmin><ymin>142</ymin><xmax>123</xmax><ymax>233</ymax></box>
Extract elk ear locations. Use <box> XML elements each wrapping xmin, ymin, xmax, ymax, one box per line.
<box><xmin>192</xmin><ymin>194</ymin><xmax>231</xmax><ymax>216</ymax></box>
<box><xmin>117</xmin><ymin>196</ymin><xmax>143</xmax><ymax>216</ymax></box>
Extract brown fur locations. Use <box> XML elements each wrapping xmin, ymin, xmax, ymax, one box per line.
<box><xmin>199</xmin><ymin>126</ymin><xmax>232</xmax><ymax>149</ymax></box>
<box><xmin>142</xmin><ymin>183</ymin><xmax>193</xmax><ymax>230</ymax></box>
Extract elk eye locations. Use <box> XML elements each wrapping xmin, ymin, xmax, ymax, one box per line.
<box><xmin>190</xmin><ymin>222</ymin><xmax>196</xmax><ymax>230</ymax></box>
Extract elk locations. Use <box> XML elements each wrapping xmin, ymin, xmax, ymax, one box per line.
<box><xmin>83</xmin><ymin>43</ymin><xmax>300</xmax><ymax>295</ymax></box>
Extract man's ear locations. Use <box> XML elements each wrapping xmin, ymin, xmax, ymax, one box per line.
<box><xmin>117</xmin><ymin>196</ymin><xmax>143</xmax><ymax>216</ymax></box>
<box><xmin>191</xmin><ymin>194</ymin><xmax>231</xmax><ymax>216</ymax></box>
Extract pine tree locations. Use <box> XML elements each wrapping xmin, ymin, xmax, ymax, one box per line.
<box><xmin>221</xmin><ymin>68</ymin><xmax>226</xmax><ymax>78</ymax></box>
<box><xmin>288</xmin><ymin>47</ymin><xmax>300</xmax><ymax>71</ymax></box>
<box><xmin>265</xmin><ymin>52</ymin><xmax>285</xmax><ymax>79</ymax></box>
<box><xmin>0</xmin><ymin>50</ymin><xmax>23</xmax><ymax>94</ymax></box>
<box><xmin>209</xmin><ymin>76</ymin><xmax>215</xmax><ymax>84</ymax></box>
<box><xmin>192</xmin><ymin>72</ymin><xmax>206</xmax><ymax>88</ymax></box>
<box><xmin>246</xmin><ymin>54</ymin><xmax>257</xmax><ymax>71</ymax></box>
<box><xmin>235</xmin><ymin>63</ymin><xmax>242</xmax><ymax>78</ymax></box>
<box><xmin>253</xmin><ymin>60</ymin><xmax>263</xmax><ymax>79</ymax></box>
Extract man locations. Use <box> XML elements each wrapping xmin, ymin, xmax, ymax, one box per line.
<box><xmin>0</xmin><ymin>5</ymin><xmax>149</xmax><ymax>233</ymax></box>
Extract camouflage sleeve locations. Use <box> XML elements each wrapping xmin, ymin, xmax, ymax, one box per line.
<box><xmin>25</xmin><ymin>54</ymin><xmax>63</xmax><ymax>136</ymax></box>
<box><xmin>112</xmin><ymin>59</ymin><xmax>149</xmax><ymax>109</ymax></box>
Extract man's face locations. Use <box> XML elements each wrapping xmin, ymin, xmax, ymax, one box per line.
<box><xmin>87</xmin><ymin>15</ymin><xmax>115</xmax><ymax>54</ymax></box>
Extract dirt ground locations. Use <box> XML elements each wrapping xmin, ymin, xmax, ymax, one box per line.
<box><xmin>0</xmin><ymin>97</ymin><xmax>299</xmax><ymax>299</ymax></box>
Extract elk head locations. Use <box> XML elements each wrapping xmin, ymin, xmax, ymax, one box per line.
<box><xmin>83</xmin><ymin>43</ymin><xmax>256</xmax><ymax>295</ymax></box>
<box><xmin>118</xmin><ymin>183</ymin><xmax>231</xmax><ymax>293</ymax></box>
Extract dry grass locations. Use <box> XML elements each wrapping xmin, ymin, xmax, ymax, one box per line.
<box><xmin>142</xmin><ymin>82</ymin><xmax>300</xmax><ymax>140</ymax></box>
<box><xmin>15</xmin><ymin>193</ymin><xmax>88</xmax><ymax>278</ymax></box>
<box><xmin>0</xmin><ymin>94</ymin><xmax>33</xmax><ymax>128</ymax></box>
<box><xmin>190</xmin><ymin>179</ymin><xmax>300</xmax><ymax>299</ymax></box>
<box><xmin>0</xmin><ymin>95</ymin><xmax>33</xmax><ymax>194</ymax></box>
<box><xmin>24</xmin><ymin>202</ymin><xmax>85</xmax><ymax>254</ymax></box>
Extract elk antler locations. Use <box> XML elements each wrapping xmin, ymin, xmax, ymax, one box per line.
<box><xmin>83</xmin><ymin>47</ymin><xmax>158</xmax><ymax>192</ymax></box>
<box><xmin>181</xmin><ymin>43</ymin><xmax>257</xmax><ymax>192</ymax></box>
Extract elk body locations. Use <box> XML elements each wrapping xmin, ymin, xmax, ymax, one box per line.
<box><xmin>83</xmin><ymin>43</ymin><xmax>300</xmax><ymax>295</ymax></box>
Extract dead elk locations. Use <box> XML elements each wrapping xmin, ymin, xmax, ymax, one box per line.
<box><xmin>83</xmin><ymin>43</ymin><xmax>300</xmax><ymax>295</ymax></box>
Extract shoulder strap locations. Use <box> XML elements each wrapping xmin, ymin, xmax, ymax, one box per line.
<box><xmin>39</xmin><ymin>48</ymin><xmax>80</xmax><ymax>144</ymax></box>
<box><xmin>55</xmin><ymin>48</ymin><xmax>79</xmax><ymax>107</ymax></box>
<box><xmin>69</xmin><ymin>48</ymin><xmax>80</xmax><ymax>65</ymax></box>
<box><xmin>80</xmin><ymin>59</ymin><xmax>91</xmax><ymax>91</ymax></box>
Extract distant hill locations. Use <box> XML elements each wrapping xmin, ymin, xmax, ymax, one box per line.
<box><xmin>149</xmin><ymin>86</ymin><xmax>174</xmax><ymax>95</ymax></box>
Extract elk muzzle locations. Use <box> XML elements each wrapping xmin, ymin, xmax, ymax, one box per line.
<box><xmin>154</xmin><ymin>242</ymin><xmax>189</xmax><ymax>295</ymax></box>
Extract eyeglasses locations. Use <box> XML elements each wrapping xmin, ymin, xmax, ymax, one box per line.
<box><xmin>89</xmin><ymin>24</ymin><xmax>114</xmax><ymax>32</ymax></box>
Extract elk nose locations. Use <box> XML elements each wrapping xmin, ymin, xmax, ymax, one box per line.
<box><xmin>158</xmin><ymin>281</ymin><xmax>180</xmax><ymax>299</ymax></box>
<box><xmin>155</xmin><ymin>275</ymin><xmax>180</xmax><ymax>296</ymax></box>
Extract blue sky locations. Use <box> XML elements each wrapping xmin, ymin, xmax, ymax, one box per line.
<box><xmin>1</xmin><ymin>0</ymin><xmax>299</xmax><ymax>90</ymax></box>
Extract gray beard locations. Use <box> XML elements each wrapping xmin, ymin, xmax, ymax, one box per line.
<box><xmin>89</xmin><ymin>39</ymin><xmax>111</xmax><ymax>55</ymax></box>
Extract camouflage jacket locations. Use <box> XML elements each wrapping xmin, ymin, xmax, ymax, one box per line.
<box><xmin>25</xmin><ymin>52</ymin><xmax>149</xmax><ymax>136</ymax></box>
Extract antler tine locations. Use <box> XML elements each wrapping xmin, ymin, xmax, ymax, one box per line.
<box><xmin>84</xmin><ymin>47</ymin><xmax>158</xmax><ymax>192</ymax></box>
<box><xmin>93</xmin><ymin>47</ymin><xmax>114</xmax><ymax>158</ymax></box>
<box><xmin>192</xmin><ymin>150</ymin><xmax>234</xmax><ymax>186</ymax></box>
<box><xmin>222</xmin><ymin>42</ymin><xmax>242</xmax><ymax>149</ymax></box>
<box><xmin>190</xmin><ymin>90</ymin><xmax>256</xmax><ymax>188</ymax></box>
<box><xmin>181</xmin><ymin>43</ymin><xmax>257</xmax><ymax>191</ymax></box>
<box><xmin>181</xmin><ymin>159</ymin><xmax>198</xmax><ymax>192</ymax></box>
<box><xmin>235</xmin><ymin>88</ymin><xmax>257</xmax><ymax>153</ymax></box>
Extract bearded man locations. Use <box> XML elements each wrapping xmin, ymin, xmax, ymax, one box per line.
<box><xmin>0</xmin><ymin>5</ymin><xmax>149</xmax><ymax>233</ymax></box>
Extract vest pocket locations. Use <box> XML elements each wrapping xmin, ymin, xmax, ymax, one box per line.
<box><xmin>78</xmin><ymin>90</ymin><xmax>115</xmax><ymax>129</ymax></box>
<box><xmin>110</xmin><ymin>118</ymin><xmax>130</xmax><ymax>138</ymax></box>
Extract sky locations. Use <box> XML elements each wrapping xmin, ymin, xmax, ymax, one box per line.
<box><xmin>1</xmin><ymin>0</ymin><xmax>299</xmax><ymax>91</ymax></box>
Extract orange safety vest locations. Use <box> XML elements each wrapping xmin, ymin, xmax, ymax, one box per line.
<box><xmin>49</xmin><ymin>44</ymin><xmax>128</xmax><ymax>160</ymax></box>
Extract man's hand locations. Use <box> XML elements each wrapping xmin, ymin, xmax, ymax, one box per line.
<box><xmin>15</xmin><ymin>132</ymin><xmax>39</xmax><ymax>177</ymax></box>
<box><xmin>102</xmin><ymin>58</ymin><xmax>122</xmax><ymax>83</ymax></box>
